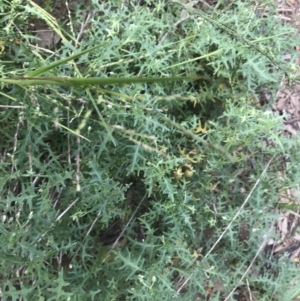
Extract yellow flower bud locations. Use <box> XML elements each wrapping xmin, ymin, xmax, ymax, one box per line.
<box><xmin>173</xmin><ymin>167</ymin><xmax>183</xmax><ymax>180</ymax></box>
<box><xmin>182</xmin><ymin>164</ymin><xmax>195</xmax><ymax>178</ymax></box>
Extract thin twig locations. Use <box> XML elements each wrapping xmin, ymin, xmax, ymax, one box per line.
<box><xmin>53</xmin><ymin>186</ymin><xmax>64</xmax><ymax>208</ymax></box>
<box><xmin>76</xmin><ymin>11</ymin><xmax>97</xmax><ymax>43</ymax></box>
<box><xmin>177</xmin><ymin>154</ymin><xmax>276</xmax><ymax>294</ymax></box>
<box><xmin>0</xmin><ymin>105</ymin><xmax>24</xmax><ymax>108</ymax></box>
<box><xmin>11</xmin><ymin>112</ymin><xmax>23</xmax><ymax>174</ymax></box>
<box><xmin>28</xmin><ymin>144</ymin><xmax>33</xmax><ymax>184</ymax></box>
<box><xmin>246</xmin><ymin>279</ymin><xmax>253</xmax><ymax>301</ymax></box>
<box><xmin>85</xmin><ymin>211</ymin><xmax>102</xmax><ymax>238</ymax></box>
<box><xmin>224</xmin><ymin>221</ymin><xmax>276</xmax><ymax>301</ymax></box>
<box><xmin>76</xmin><ymin>136</ymin><xmax>81</xmax><ymax>192</ymax></box>
<box><xmin>158</xmin><ymin>16</ymin><xmax>190</xmax><ymax>46</ymax></box>
<box><xmin>55</xmin><ymin>198</ymin><xmax>79</xmax><ymax>222</ymax></box>
<box><xmin>109</xmin><ymin>192</ymin><xmax>148</xmax><ymax>251</ymax></box>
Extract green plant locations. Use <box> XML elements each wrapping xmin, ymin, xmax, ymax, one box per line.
<box><xmin>1</xmin><ymin>0</ymin><xmax>300</xmax><ymax>300</ymax></box>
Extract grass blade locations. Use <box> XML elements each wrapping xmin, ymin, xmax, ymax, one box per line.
<box><xmin>25</xmin><ymin>43</ymin><xmax>108</xmax><ymax>77</ymax></box>
<box><xmin>0</xmin><ymin>75</ymin><xmax>199</xmax><ymax>87</ymax></box>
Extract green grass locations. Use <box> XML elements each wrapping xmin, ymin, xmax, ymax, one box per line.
<box><xmin>1</xmin><ymin>0</ymin><xmax>300</xmax><ymax>300</ymax></box>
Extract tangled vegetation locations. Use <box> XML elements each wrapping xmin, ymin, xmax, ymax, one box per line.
<box><xmin>1</xmin><ymin>0</ymin><xmax>300</xmax><ymax>300</ymax></box>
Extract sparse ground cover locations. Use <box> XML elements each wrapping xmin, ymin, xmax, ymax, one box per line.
<box><xmin>1</xmin><ymin>0</ymin><xmax>300</xmax><ymax>300</ymax></box>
